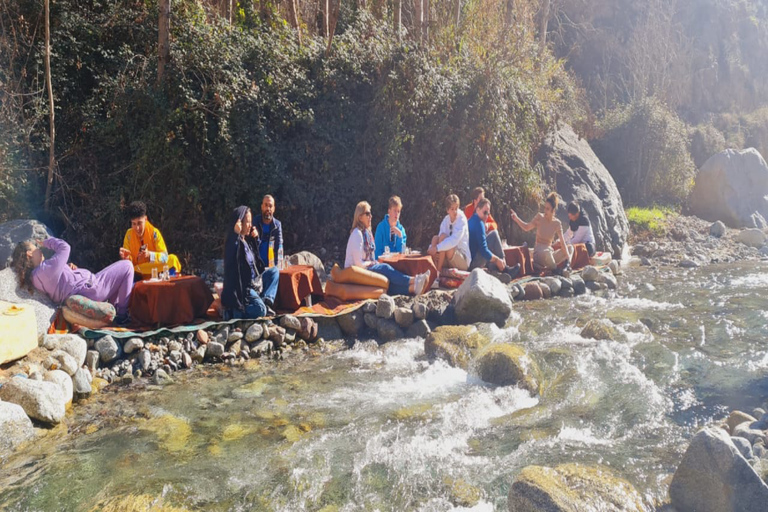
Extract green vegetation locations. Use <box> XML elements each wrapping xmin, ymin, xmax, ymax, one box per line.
<box><xmin>626</xmin><ymin>206</ymin><xmax>675</xmax><ymax>236</ymax></box>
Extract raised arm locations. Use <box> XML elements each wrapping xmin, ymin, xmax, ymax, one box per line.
<box><xmin>511</xmin><ymin>211</ymin><xmax>538</xmax><ymax>232</ymax></box>
<box><xmin>42</xmin><ymin>237</ymin><xmax>71</xmax><ymax>271</ymax></box>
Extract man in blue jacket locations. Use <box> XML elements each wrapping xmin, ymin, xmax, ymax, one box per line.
<box><xmin>254</xmin><ymin>194</ymin><xmax>283</xmax><ymax>267</ymax></box>
<box><xmin>374</xmin><ymin>196</ymin><xmax>407</xmax><ymax>259</ymax></box>
<box><xmin>469</xmin><ymin>198</ymin><xmax>520</xmax><ymax>280</ymax></box>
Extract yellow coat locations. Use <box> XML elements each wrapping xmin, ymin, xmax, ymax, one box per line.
<box><xmin>122</xmin><ymin>220</ymin><xmax>181</xmax><ymax>278</ymax></box>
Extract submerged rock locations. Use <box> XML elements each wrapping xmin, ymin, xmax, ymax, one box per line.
<box><xmin>669</xmin><ymin>426</ymin><xmax>768</xmax><ymax>512</ymax></box>
<box><xmin>580</xmin><ymin>319</ymin><xmax>619</xmax><ymax>341</ymax></box>
<box><xmin>453</xmin><ymin>269</ymin><xmax>513</xmax><ymax>326</ymax></box>
<box><xmin>425</xmin><ymin>325</ymin><xmax>492</xmax><ymax>370</ymax></box>
<box><xmin>406</xmin><ymin>319</ymin><xmax>431</xmax><ymax>339</ymax></box>
<box><xmin>471</xmin><ymin>343</ymin><xmax>539</xmax><ymax>393</ymax></box>
<box><xmin>508</xmin><ymin>463</ymin><xmax>646</xmax><ymax>512</ymax></box>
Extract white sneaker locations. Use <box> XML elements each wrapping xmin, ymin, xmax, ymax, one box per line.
<box><xmin>414</xmin><ymin>271</ymin><xmax>430</xmax><ymax>296</ymax></box>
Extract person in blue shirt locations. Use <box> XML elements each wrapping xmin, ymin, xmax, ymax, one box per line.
<box><xmin>468</xmin><ymin>198</ymin><xmax>520</xmax><ymax>279</ymax></box>
<box><xmin>374</xmin><ymin>195</ymin><xmax>407</xmax><ymax>259</ymax></box>
<box><xmin>253</xmin><ymin>195</ymin><xmax>283</xmax><ymax>267</ymax></box>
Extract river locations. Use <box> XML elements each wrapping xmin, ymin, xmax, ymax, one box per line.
<box><xmin>2</xmin><ymin>261</ymin><xmax>767</xmax><ymax>511</ymax></box>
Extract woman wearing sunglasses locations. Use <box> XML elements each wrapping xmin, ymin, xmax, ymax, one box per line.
<box><xmin>345</xmin><ymin>201</ymin><xmax>430</xmax><ymax>296</ymax></box>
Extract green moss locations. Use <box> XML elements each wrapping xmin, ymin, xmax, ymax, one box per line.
<box><xmin>424</xmin><ymin>325</ymin><xmax>491</xmax><ymax>370</ymax></box>
<box><xmin>626</xmin><ymin>206</ymin><xmax>675</xmax><ymax>236</ymax></box>
<box><xmin>472</xmin><ymin>343</ymin><xmax>540</xmax><ymax>393</ymax></box>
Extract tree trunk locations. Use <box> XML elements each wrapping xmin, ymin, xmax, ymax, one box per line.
<box><xmin>395</xmin><ymin>0</ymin><xmax>401</xmax><ymax>41</ymax></box>
<box><xmin>424</xmin><ymin>0</ymin><xmax>429</xmax><ymax>42</ymax></box>
<box><xmin>43</xmin><ymin>0</ymin><xmax>55</xmax><ymax>212</ymax></box>
<box><xmin>288</xmin><ymin>0</ymin><xmax>302</xmax><ymax>45</ymax></box>
<box><xmin>504</xmin><ymin>0</ymin><xmax>514</xmax><ymax>30</ymax></box>
<box><xmin>538</xmin><ymin>0</ymin><xmax>550</xmax><ymax>56</ymax></box>
<box><xmin>325</xmin><ymin>0</ymin><xmax>340</xmax><ymax>54</ymax></box>
<box><xmin>323</xmin><ymin>0</ymin><xmax>329</xmax><ymax>41</ymax></box>
<box><xmin>416</xmin><ymin>0</ymin><xmax>423</xmax><ymax>43</ymax></box>
<box><xmin>455</xmin><ymin>0</ymin><xmax>461</xmax><ymax>28</ymax></box>
<box><xmin>158</xmin><ymin>0</ymin><xmax>170</xmax><ymax>84</ymax></box>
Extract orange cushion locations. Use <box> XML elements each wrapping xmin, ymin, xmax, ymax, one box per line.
<box><xmin>571</xmin><ymin>244</ymin><xmax>591</xmax><ymax>270</ymax></box>
<box><xmin>504</xmin><ymin>247</ymin><xmax>534</xmax><ymax>276</ymax></box>
<box><xmin>325</xmin><ymin>281</ymin><xmax>386</xmax><ymax>301</ymax></box>
<box><xmin>330</xmin><ymin>264</ymin><xmax>389</xmax><ymax>288</ymax></box>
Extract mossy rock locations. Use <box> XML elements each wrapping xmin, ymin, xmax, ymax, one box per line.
<box><xmin>445</xmin><ymin>477</ymin><xmax>482</xmax><ymax>508</ymax></box>
<box><xmin>580</xmin><ymin>319</ymin><xmax>620</xmax><ymax>341</ymax></box>
<box><xmin>508</xmin><ymin>463</ymin><xmax>647</xmax><ymax>512</ymax></box>
<box><xmin>89</xmin><ymin>494</ymin><xmax>188</xmax><ymax>511</ymax></box>
<box><xmin>424</xmin><ymin>325</ymin><xmax>492</xmax><ymax>370</ymax></box>
<box><xmin>471</xmin><ymin>343</ymin><xmax>540</xmax><ymax>393</ymax></box>
<box><xmin>139</xmin><ymin>414</ymin><xmax>192</xmax><ymax>454</ymax></box>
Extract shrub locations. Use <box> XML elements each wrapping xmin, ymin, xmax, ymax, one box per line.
<box><xmin>689</xmin><ymin>123</ymin><xmax>726</xmax><ymax>169</ymax></box>
<box><xmin>626</xmin><ymin>206</ymin><xmax>674</xmax><ymax>237</ymax></box>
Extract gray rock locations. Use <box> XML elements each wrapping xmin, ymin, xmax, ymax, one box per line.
<box><xmin>167</xmin><ymin>339</ymin><xmax>182</xmax><ymax>352</ymax></box>
<box><xmin>376</xmin><ymin>318</ymin><xmax>404</xmax><ymax>342</ymax></box>
<box><xmin>43</xmin><ymin>369</ymin><xmax>73</xmax><ymax>404</ymax></box>
<box><xmin>337</xmin><ymin>310</ymin><xmax>366</xmax><ymax>336</ymax></box>
<box><xmin>0</xmin><ymin>267</ymin><xmax>57</xmax><ymax>338</ymax></box>
<box><xmin>406</xmin><ymin>319</ymin><xmax>431</xmax><ymax>339</ymax></box>
<box><xmin>599</xmin><ymin>272</ymin><xmax>618</xmax><ymax>290</ymax></box>
<box><xmin>453</xmin><ymin>269</ymin><xmax>513</xmax><ymax>327</ymax></box>
<box><xmin>267</xmin><ymin>326</ymin><xmax>285</xmax><ymax>347</ymax></box>
<box><xmin>213</xmin><ymin>326</ymin><xmax>230</xmax><ymax>345</ymax></box>
<box><xmin>205</xmin><ymin>342</ymin><xmax>225</xmax><ymax>359</ymax></box>
<box><xmin>710</xmin><ymin>221</ymin><xmax>727</xmax><ymax>238</ymax></box>
<box><xmin>0</xmin><ymin>400</ymin><xmax>36</xmax><ymax>454</ymax></box>
<box><xmin>181</xmin><ymin>352</ymin><xmax>192</xmax><ymax>369</ymax></box>
<box><xmin>363</xmin><ymin>300</ymin><xmax>377</xmax><ymax>314</ymax></box>
<box><xmin>376</xmin><ymin>295</ymin><xmax>396</xmax><ymax>319</ymax></box>
<box><xmin>608</xmin><ymin>260</ymin><xmax>621</xmax><ymax>276</ymax></box>
<box><xmin>250</xmin><ymin>340</ymin><xmax>273</xmax><ymax>358</ymax></box>
<box><xmin>537</xmin><ymin>124</ymin><xmax>630</xmax><ymax>258</ymax></box>
<box><xmin>760</xmin><ymin>245</ymin><xmax>768</xmax><ymax>257</ymax></box>
<box><xmin>94</xmin><ymin>335</ymin><xmax>119</xmax><ymax>364</ymax></box>
<box><xmin>137</xmin><ymin>349</ymin><xmax>151</xmax><ymax>372</ymax></box>
<box><xmin>670</xmin><ymin>426</ymin><xmax>768</xmax><ymax>511</ymax></box>
<box><xmin>43</xmin><ymin>334</ymin><xmax>87</xmax><ymax>367</ymax></box>
<box><xmin>192</xmin><ymin>345</ymin><xmax>206</xmax><ymax>363</ymax></box>
<box><xmin>123</xmin><ymin>338</ymin><xmax>144</xmax><ymax>354</ymax></box>
<box><xmin>0</xmin><ymin>219</ymin><xmax>52</xmax><ymax>270</ymax></box>
<box><xmin>679</xmin><ymin>259</ymin><xmax>700</xmax><ymax>269</ymax></box>
<box><xmin>412</xmin><ymin>302</ymin><xmax>428</xmax><ymax>320</ymax></box>
<box><xmin>85</xmin><ymin>350</ymin><xmax>100</xmax><ymax>372</ymax></box>
<box><xmin>47</xmin><ymin>350</ymin><xmax>79</xmax><ymax>376</ymax></box>
<box><xmin>280</xmin><ymin>315</ymin><xmax>301</xmax><ymax>331</ymax></box>
<box><xmin>0</xmin><ymin>377</ymin><xmax>66</xmax><ymax>424</ymax></box>
<box><xmin>72</xmin><ymin>368</ymin><xmax>92</xmax><ymax>398</ymax></box>
<box><xmin>581</xmin><ymin>265</ymin><xmax>600</xmax><ymax>282</ymax></box>
<box><xmin>541</xmin><ymin>277</ymin><xmax>561</xmax><ymax>296</ymax></box>
<box><xmin>571</xmin><ymin>276</ymin><xmax>586</xmax><ymax>295</ymax></box>
<box><xmin>393</xmin><ymin>307</ymin><xmax>414</xmax><ymax>328</ymax></box>
<box><xmin>316</xmin><ymin>317</ymin><xmax>343</xmax><ymax>341</ymax></box>
<box><xmin>732</xmin><ymin>436</ymin><xmax>754</xmax><ymax>460</ymax></box>
<box><xmin>690</xmin><ymin>148</ymin><xmax>768</xmax><ymax>228</ymax></box>
<box><xmin>152</xmin><ymin>369</ymin><xmax>173</xmax><ymax>386</ymax></box>
<box><xmin>364</xmin><ymin>313</ymin><xmax>378</xmax><ymax>330</ymax></box>
<box><xmin>287</xmin><ymin>251</ymin><xmax>327</xmax><ymax>281</ymax></box>
<box><xmin>245</xmin><ymin>322</ymin><xmax>264</xmax><ymax>342</ymax></box>
<box><xmin>471</xmin><ymin>343</ymin><xmax>539</xmax><ymax>392</ymax></box>
<box><xmin>736</xmin><ymin>228</ymin><xmax>767</xmax><ymax>248</ymax></box>
<box><xmin>733</xmin><ymin>422</ymin><xmax>766</xmax><ymax>445</ymax></box>
<box><xmin>558</xmin><ymin>277</ymin><xmax>573</xmax><ymax>291</ymax></box>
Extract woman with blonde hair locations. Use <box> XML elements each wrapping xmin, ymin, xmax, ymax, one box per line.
<box><xmin>510</xmin><ymin>192</ymin><xmax>573</xmax><ymax>273</ymax></box>
<box><xmin>345</xmin><ymin>201</ymin><xmax>429</xmax><ymax>296</ymax></box>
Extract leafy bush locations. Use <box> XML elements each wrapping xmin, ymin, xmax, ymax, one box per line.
<box><xmin>626</xmin><ymin>206</ymin><xmax>674</xmax><ymax>236</ymax></box>
<box><xmin>689</xmin><ymin>123</ymin><xmax>727</xmax><ymax>169</ymax></box>
<box><xmin>593</xmin><ymin>97</ymin><xmax>695</xmax><ymax>206</ymax></box>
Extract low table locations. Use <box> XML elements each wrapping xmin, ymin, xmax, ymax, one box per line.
<box><xmin>276</xmin><ymin>265</ymin><xmax>324</xmax><ymax>311</ymax></box>
<box><xmin>377</xmin><ymin>253</ymin><xmax>439</xmax><ymax>291</ymax></box>
<box><xmin>129</xmin><ymin>275</ymin><xmax>214</xmax><ymax>326</ymax></box>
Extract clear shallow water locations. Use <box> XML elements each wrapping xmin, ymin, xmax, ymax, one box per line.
<box><xmin>2</xmin><ymin>261</ymin><xmax>768</xmax><ymax>511</ymax></box>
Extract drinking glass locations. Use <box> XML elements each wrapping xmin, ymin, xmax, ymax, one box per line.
<box><xmin>151</xmin><ymin>268</ymin><xmax>158</xmax><ymax>281</ymax></box>
<box><xmin>162</xmin><ymin>265</ymin><xmax>169</xmax><ymax>281</ymax></box>
<box><xmin>384</xmin><ymin>246</ymin><xmax>391</xmax><ymax>256</ymax></box>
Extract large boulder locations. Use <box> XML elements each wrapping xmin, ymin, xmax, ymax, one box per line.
<box><xmin>735</xmin><ymin>228</ymin><xmax>767</xmax><ymax>248</ymax></box>
<box><xmin>508</xmin><ymin>463</ymin><xmax>647</xmax><ymax>512</ymax></box>
<box><xmin>669</xmin><ymin>426</ymin><xmax>768</xmax><ymax>512</ymax></box>
<box><xmin>689</xmin><ymin>148</ymin><xmax>768</xmax><ymax>228</ymax></box>
<box><xmin>424</xmin><ymin>325</ymin><xmax>493</xmax><ymax>370</ymax></box>
<box><xmin>0</xmin><ymin>219</ymin><xmax>52</xmax><ymax>270</ymax></box>
<box><xmin>0</xmin><ymin>400</ymin><xmax>36</xmax><ymax>454</ymax></box>
<box><xmin>453</xmin><ymin>269</ymin><xmax>513</xmax><ymax>327</ymax></box>
<box><xmin>537</xmin><ymin>124</ymin><xmax>630</xmax><ymax>258</ymax></box>
<box><xmin>287</xmin><ymin>251</ymin><xmax>327</xmax><ymax>282</ymax></box>
<box><xmin>0</xmin><ymin>268</ymin><xmax>57</xmax><ymax>338</ymax></box>
<box><xmin>471</xmin><ymin>343</ymin><xmax>539</xmax><ymax>393</ymax></box>
<box><xmin>0</xmin><ymin>377</ymin><xmax>67</xmax><ymax>425</ymax></box>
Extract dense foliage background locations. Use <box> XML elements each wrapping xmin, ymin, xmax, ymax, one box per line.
<box><xmin>1</xmin><ymin>0</ymin><xmax>767</xmax><ymax>267</ymax></box>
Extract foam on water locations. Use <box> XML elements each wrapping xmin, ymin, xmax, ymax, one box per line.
<box><xmin>729</xmin><ymin>273</ymin><xmax>768</xmax><ymax>289</ymax></box>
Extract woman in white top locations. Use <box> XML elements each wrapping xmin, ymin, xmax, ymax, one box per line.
<box><xmin>345</xmin><ymin>201</ymin><xmax>429</xmax><ymax>296</ymax></box>
<box><xmin>428</xmin><ymin>194</ymin><xmax>470</xmax><ymax>271</ymax></box>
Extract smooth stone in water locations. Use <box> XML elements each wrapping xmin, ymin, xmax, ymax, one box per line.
<box><xmin>406</xmin><ymin>319</ymin><xmax>431</xmax><ymax>339</ymax></box>
<box><xmin>152</xmin><ymin>369</ymin><xmax>173</xmax><ymax>386</ymax></box>
<box><xmin>376</xmin><ymin>318</ymin><xmax>404</xmax><ymax>343</ymax></box>
<box><xmin>541</xmin><ymin>277</ymin><xmax>561</xmax><ymax>295</ymax></box>
<box><xmin>376</xmin><ymin>295</ymin><xmax>396</xmax><ymax>319</ymax></box>
<box><xmin>393</xmin><ymin>307</ymin><xmax>414</xmax><ymax>328</ymax></box>
<box><xmin>471</xmin><ymin>343</ymin><xmax>539</xmax><ymax>393</ymax></box>
<box><xmin>581</xmin><ymin>265</ymin><xmax>600</xmax><ymax>282</ymax></box>
<box><xmin>425</xmin><ymin>325</ymin><xmax>491</xmax><ymax>370</ymax></box>
<box><xmin>580</xmin><ymin>319</ymin><xmax>619</xmax><ymax>341</ymax></box>
<box><xmin>337</xmin><ymin>310</ymin><xmax>365</xmax><ymax>336</ymax></box>
<box><xmin>72</xmin><ymin>368</ymin><xmax>92</xmax><ymax>398</ymax></box>
<box><xmin>123</xmin><ymin>338</ymin><xmax>144</xmax><ymax>354</ymax></box>
<box><xmin>0</xmin><ymin>377</ymin><xmax>66</xmax><ymax>425</ymax></box>
<box><xmin>679</xmin><ymin>259</ymin><xmax>699</xmax><ymax>268</ymax></box>
<box><xmin>245</xmin><ymin>323</ymin><xmax>264</xmax><ymax>342</ymax></box>
<box><xmin>608</xmin><ymin>259</ymin><xmax>621</xmax><ymax>276</ymax></box>
<box><xmin>95</xmin><ymin>335</ymin><xmax>120</xmax><ymax>364</ymax></box>
<box><xmin>599</xmin><ymin>272</ymin><xmax>618</xmax><ymax>290</ymax></box>
<box><xmin>453</xmin><ymin>269</ymin><xmax>513</xmax><ymax>327</ymax></box>
<box><xmin>523</xmin><ymin>282</ymin><xmax>543</xmax><ymax>301</ymax></box>
<box><xmin>0</xmin><ymin>400</ymin><xmax>36</xmax><ymax>454</ymax></box>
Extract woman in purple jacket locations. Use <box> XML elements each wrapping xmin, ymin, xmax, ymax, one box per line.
<box><xmin>12</xmin><ymin>238</ymin><xmax>134</xmax><ymax>319</ymax></box>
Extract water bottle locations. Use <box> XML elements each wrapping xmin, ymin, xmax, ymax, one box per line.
<box><xmin>268</xmin><ymin>240</ymin><xmax>275</xmax><ymax>268</ymax></box>
<box><xmin>277</xmin><ymin>246</ymin><xmax>284</xmax><ymax>270</ymax></box>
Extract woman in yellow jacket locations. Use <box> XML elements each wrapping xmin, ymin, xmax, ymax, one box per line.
<box><xmin>119</xmin><ymin>201</ymin><xmax>181</xmax><ymax>278</ymax></box>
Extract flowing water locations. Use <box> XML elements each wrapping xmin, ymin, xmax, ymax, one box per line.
<box><xmin>2</xmin><ymin>261</ymin><xmax>768</xmax><ymax>511</ymax></box>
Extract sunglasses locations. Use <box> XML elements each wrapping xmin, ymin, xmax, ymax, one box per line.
<box><xmin>449</xmin><ymin>223</ymin><xmax>453</xmax><ymax>236</ymax></box>
<box><xmin>362</xmin><ymin>211</ymin><xmax>372</xmax><ymax>217</ymax></box>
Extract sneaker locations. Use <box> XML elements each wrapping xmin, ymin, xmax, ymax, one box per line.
<box><xmin>503</xmin><ymin>263</ymin><xmax>521</xmax><ymax>280</ymax></box>
<box><xmin>414</xmin><ymin>271</ymin><xmax>430</xmax><ymax>296</ymax></box>
<box><xmin>490</xmin><ymin>270</ymin><xmax>512</xmax><ymax>284</ymax></box>
<box><xmin>265</xmin><ymin>306</ymin><xmax>276</xmax><ymax>317</ymax></box>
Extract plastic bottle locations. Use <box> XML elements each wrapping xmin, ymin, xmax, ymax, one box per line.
<box><xmin>268</xmin><ymin>240</ymin><xmax>275</xmax><ymax>268</ymax></box>
<box><xmin>277</xmin><ymin>246</ymin><xmax>284</xmax><ymax>270</ymax></box>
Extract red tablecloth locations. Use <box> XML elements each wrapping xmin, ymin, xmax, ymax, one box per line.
<box><xmin>377</xmin><ymin>254</ymin><xmax>439</xmax><ymax>291</ymax></box>
<box><xmin>504</xmin><ymin>246</ymin><xmax>534</xmax><ymax>276</ymax></box>
<box><xmin>277</xmin><ymin>265</ymin><xmax>324</xmax><ymax>311</ymax></box>
<box><xmin>129</xmin><ymin>276</ymin><xmax>213</xmax><ymax>326</ymax></box>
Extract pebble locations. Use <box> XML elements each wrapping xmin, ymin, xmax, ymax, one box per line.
<box><xmin>205</xmin><ymin>342</ymin><xmax>225</xmax><ymax>359</ymax></box>
<box><xmin>280</xmin><ymin>315</ymin><xmax>301</xmax><ymax>331</ymax></box>
<box><xmin>123</xmin><ymin>338</ymin><xmax>144</xmax><ymax>354</ymax></box>
<box><xmin>73</xmin><ymin>368</ymin><xmax>92</xmax><ymax>398</ymax></box>
<box><xmin>152</xmin><ymin>369</ymin><xmax>173</xmax><ymax>386</ymax></box>
<box><xmin>245</xmin><ymin>322</ymin><xmax>264</xmax><ymax>342</ymax></box>
<box><xmin>196</xmin><ymin>330</ymin><xmax>209</xmax><ymax>344</ymax></box>
<box><xmin>168</xmin><ymin>339</ymin><xmax>182</xmax><ymax>352</ymax></box>
<box><xmin>192</xmin><ymin>345</ymin><xmax>206</xmax><ymax>363</ymax></box>
<box><xmin>181</xmin><ymin>352</ymin><xmax>192</xmax><ymax>369</ymax></box>
<box><xmin>227</xmin><ymin>332</ymin><xmax>244</xmax><ymax>343</ymax></box>
<box><xmin>137</xmin><ymin>349</ymin><xmax>151</xmax><ymax>372</ymax></box>
<box><xmin>412</xmin><ymin>302</ymin><xmax>427</xmax><ymax>320</ymax></box>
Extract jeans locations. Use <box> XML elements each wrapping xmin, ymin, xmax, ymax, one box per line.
<box><xmin>469</xmin><ymin>230</ymin><xmax>505</xmax><ymax>271</ymax></box>
<box><xmin>369</xmin><ymin>263</ymin><xmax>411</xmax><ymax>296</ymax></box>
<box><xmin>224</xmin><ymin>266</ymin><xmax>280</xmax><ymax>319</ymax></box>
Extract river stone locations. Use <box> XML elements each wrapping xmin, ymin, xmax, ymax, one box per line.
<box><xmin>580</xmin><ymin>319</ymin><xmax>618</xmax><ymax>341</ymax></box>
<box><xmin>508</xmin><ymin>463</ymin><xmax>646</xmax><ymax>512</ymax></box>
<box><xmin>280</xmin><ymin>315</ymin><xmax>301</xmax><ymax>331</ymax></box>
<box><xmin>137</xmin><ymin>349</ymin><xmax>151</xmax><ymax>372</ymax></box>
<box><xmin>245</xmin><ymin>322</ymin><xmax>264</xmax><ymax>342</ymax></box>
<box><xmin>599</xmin><ymin>272</ymin><xmax>618</xmax><ymax>290</ymax></box>
<box><xmin>727</xmin><ymin>410</ymin><xmax>757</xmax><ymax>434</ymax></box>
<box><xmin>376</xmin><ymin>318</ymin><xmax>404</xmax><ymax>342</ymax></box>
<box><xmin>297</xmin><ymin>317</ymin><xmax>318</xmax><ymax>341</ymax></box>
<box><xmin>669</xmin><ymin>426</ymin><xmax>768</xmax><ymax>511</ymax></box>
<box><xmin>227</xmin><ymin>331</ymin><xmax>243</xmax><ymax>344</ymax></box>
<box><xmin>376</xmin><ymin>295</ymin><xmax>396</xmax><ymax>319</ymax></box>
<box><xmin>316</xmin><ymin>317</ymin><xmax>343</xmax><ymax>341</ymax></box>
<box><xmin>412</xmin><ymin>302</ymin><xmax>428</xmax><ymax>320</ymax></box>
<box><xmin>406</xmin><ymin>319</ymin><xmax>431</xmax><ymax>339</ymax></box>
<box><xmin>0</xmin><ymin>400</ymin><xmax>35</xmax><ymax>454</ymax></box>
<box><xmin>363</xmin><ymin>300</ymin><xmax>377</xmax><ymax>314</ymax></box>
<box><xmin>213</xmin><ymin>326</ymin><xmax>230</xmax><ymax>345</ymax></box>
<box><xmin>581</xmin><ymin>265</ymin><xmax>600</xmax><ymax>282</ymax></box>
<box><xmin>393</xmin><ymin>307</ymin><xmax>414</xmax><ymax>328</ymax></box>
<box><xmin>453</xmin><ymin>269</ymin><xmax>513</xmax><ymax>327</ymax></box>
<box><xmin>710</xmin><ymin>221</ymin><xmax>727</xmax><ymax>238</ymax></box>
<box><xmin>732</xmin><ymin>436</ymin><xmax>754</xmax><ymax>460</ymax></box>
<box><xmin>43</xmin><ymin>334</ymin><xmax>87</xmax><ymax>367</ymax></box>
<box><xmin>123</xmin><ymin>338</ymin><xmax>144</xmax><ymax>354</ymax></box>
<box><xmin>539</xmin><ymin>282</ymin><xmax>552</xmax><ymax>299</ymax></box>
<box><xmin>196</xmin><ymin>329</ymin><xmax>209</xmax><ymax>344</ymax></box>
<box><xmin>679</xmin><ymin>259</ymin><xmax>699</xmax><ymax>269</ymax></box>
<box><xmin>0</xmin><ymin>377</ymin><xmax>66</xmax><ymax>425</ymax></box>
<box><xmin>425</xmin><ymin>325</ymin><xmax>492</xmax><ymax>370</ymax></box>
<box><xmin>95</xmin><ymin>335</ymin><xmax>119</xmax><ymax>364</ymax></box>
<box><xmin>523</xmin><ymin>282</ymin><xmax>543</xmax><ymax>301</ymax></box>
<box><xmin>571</xmin><ymin>276</ymin><xmax>586</xmax><ymax>295</ymax></box>
<box><xmin>192</xmin><ymin>345</ymin><xmax>206</xmax><ymax>363</ymax></box>
<box><xmin>205</xmin><ymin>342</ymin><xmax>225</xmax><ymax>360</ymax></box>
<box><xmin>152</xmin><ymin>369</ymin><xmax>173</xmax><ymax>386</ymax></box>
<box><xmin>338</xmin><ymin>310</ymin><xmax>365</xmax><ymax>336</ymax></box>
<box><xmin>736</xmin><ymin>228</ymin><xmax>767</xmax><ymax>248</ymax></box>
<box><xmin>268</xmin><ymin>326</ymin><xmax>285</xmax><ymax>348</ymax></box>
<box><xmin>85</xmin><ymin>350</ymin><xmax>99</xmax><ymax>372</ymax></box>
<box><xmin>537</xmin><ymin>124</ymin><xmax>630</xmax><ymax>257</ymax></box>
<box><xmin>733</xmin><ymin>422</ymin><xmax>766</xmax><ymax>445</ymax></box>
<box><xmin>471</xmin><ymin>343</ymin><xmax>539</xmax><ymax>393</ymax></box>
<box><xmin>364</xmin><ymin>313</ymin><xmax>378</xmax><ymax>330</ymax></box>
<box><xmin>608</xmin><ymin>260</ymin><xmax>621</xmax><ymax>276</ymax></box>
<box><xmin>72</xmin><ymin>368</ymin><xmax>92</xmax><ymax>399</ymax></box>
<box><xmin>43</xmin><ymin>369</ymin><xmax>73</xmax><ymax>404</ymax></box>
<box><xmin>541</xmin><ymin>277</ymin><xmax>561</xmax><ymax>296</ymax></box>
<box><xmin>690</xmin><ymin>148</ymin><xmax>768</xmax><ymax>228</ymax></box>
<box><xmin>47</xmin><ymin>350</ymin><xmax>79</xmax><ymax>376</ymax></box>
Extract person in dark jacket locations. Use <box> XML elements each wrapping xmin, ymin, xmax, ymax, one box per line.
<box><xmin>253</xmin><ymin>195</ymin><xmax>283</xmax><ymax>267</ymax></box>
<box><xmin>221</xmin><ymin>206</ymin><xmax>279</xmax><ymax>319</ymax></box>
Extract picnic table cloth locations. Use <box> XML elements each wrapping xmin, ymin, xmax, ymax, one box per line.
<box><xmin>377</xmin><ymin>253</ymin><xmax>439</xmax><ymax>291</ymax></box>
<box><xmin>129</xmin><ymin>275</ymin><xmax>213</xmax><ymax>327</ymax></box>
<box><xmin>276</xmin><ymin>265</ymin><xmax>324</xmax><ymax>311</ymax></box>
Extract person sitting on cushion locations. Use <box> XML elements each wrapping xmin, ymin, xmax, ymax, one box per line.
<box><xmin>374</xmin><ymin>195</ymin><xmax>407</xmax><ymax>259</ymax></box>
<box><xmin>559</xmin><ymin>200</ymin><xmax>596</xmax><ymax>257</ymax></box>
<box><xmin>464</xmin><ymin>186</ymin><xmax>499</xmax><ymax>233</ymax></box>
<box><xmin>428</xmin><ymin>194</ymin><xmax>470</xmax><ymax>271</ymax></box>
<box><xmin>253</xmin><ymin>194</ymin><xmax>283</xmax><ymax>267</ymax></box>
<box><xmin>12</xmin><ymin>238</ymin><xmax>134</xmax><ymax>321</ymax></box>
<box><xmin>221</xmin><ymin>206</ymin><xmax>279</xmax><ymax>319</ymax></box>
<box><xmin>119</xmin><ymin>201</ymin><xmax>181</xmax><ymax>278</ymax></box>
<box><xmin>511</xmin><ymin>192</ymin><xmax>573</xmax><ymax>273</ymax></box>
<box><xmin>346</xmin><ymin>201</ymin><xmax>429</xmax><ymax>296</ymax></box>
<box><xmin>468</xmin><ymin>198</ymin><xmax>520</xmax><ymax>279</ymax></box>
